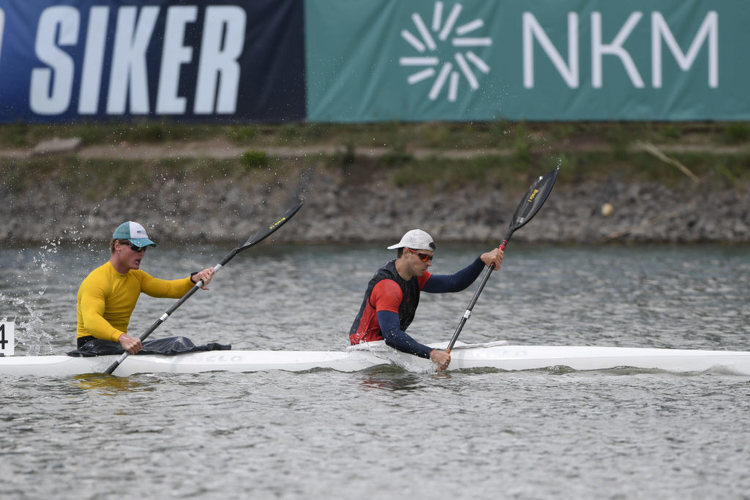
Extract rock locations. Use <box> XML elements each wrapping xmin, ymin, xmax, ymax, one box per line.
<box><xmin>32</xmin><ymin>137</ymin><xmax>83</xmax><ymax>155</ymax></box>
<box><xmin>0</xmin><ymin>165</ymin><xmax>748</xmax><ymax>245</ymax></box>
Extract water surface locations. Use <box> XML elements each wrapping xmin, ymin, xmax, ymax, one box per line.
<box><xmin>2</xmin><ymin>243</ymin><xmax>749</xmax><ymax>499</ymax></box>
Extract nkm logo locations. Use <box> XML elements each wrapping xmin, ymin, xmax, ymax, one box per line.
<box><xmin>399</xmin><ymin>2</ymin><xmax>492</xmax><ymax>102</ymax></box>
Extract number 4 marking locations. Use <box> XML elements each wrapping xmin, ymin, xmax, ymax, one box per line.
<box><xmin>0</xmin><ymin>322</ymin><xmax>13</xmax><ymax>355</ymax></box>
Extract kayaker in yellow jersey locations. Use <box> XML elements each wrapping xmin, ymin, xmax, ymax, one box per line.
<box><xmin>76</xmin><ymin>221</ymin><xmax>215</xmax><ymax>355</ymax></box>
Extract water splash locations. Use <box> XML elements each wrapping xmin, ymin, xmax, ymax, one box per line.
<box><xmin>1</xmin><ymin>294</ymin><xmax>53</xmax><ymax>356</ymax></box>
<box><xmin>3</xmin><ymin>238</ymin><xmax>67</xmax><ymax>355</ymax></box>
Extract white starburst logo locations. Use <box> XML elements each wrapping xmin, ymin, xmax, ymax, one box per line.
<box><xmin>399</xmin><ymin>1</ymin><xmax>492</xmax><ymax>102</ymax></box>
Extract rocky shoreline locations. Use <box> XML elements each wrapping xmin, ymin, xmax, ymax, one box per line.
<box><xmin>1</xmin><ymin>161</ymin><xmax>749</xmax><ymax>246</ymax></box>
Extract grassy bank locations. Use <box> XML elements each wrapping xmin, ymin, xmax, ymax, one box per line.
<box><xmin>1</xmin><ymin>121</ymin><xmax>749</xmax><ymax>194</ymax></box>
<box><xmin>3</xmin><ymin>120</ymin><xmax>750</xmax><ymax>149</ymax></box>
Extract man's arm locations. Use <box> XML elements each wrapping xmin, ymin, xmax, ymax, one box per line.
<box><xmin>422</xmin><ymin>256</ymin><xmax>485</xmax><ymax>293</ymax></box>
<box><xmin>423</xmin><ymin>248</ymin><xmax>503</xmax><ymax>293</ymax></box>
<box><xmin>139</xmin><ymin>273</ymin><xmax>194</xmax><ymax>298</ymax></box>
<box><xmin>372</xmin><ymin>280</ymin><xmax>451</xmax><ymax>369</ymax></box>
<box><xmin>377</xmin><ymin>310</ymin><xmax>433</xmax><ymax>358</ymax></box>
<box><xmin>377</xmin><ymin>311</ymin><xmax>450</xmax><ymax>370</ymax></box>
<box><xmin>140</xmin><ymin>267</ymin><xmax>216</xmax><ymax>298</ymax></box>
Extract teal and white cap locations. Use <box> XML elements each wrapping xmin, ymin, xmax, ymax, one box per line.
<box><xmin>112</xmin><ymin>221</ymin><xmax>156</xmax><ymax>248</ymax></box>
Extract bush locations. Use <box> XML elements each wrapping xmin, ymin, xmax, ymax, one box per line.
<box><xmin>240</xmin><ymin>149</ymin><xmax>269</xmax><ymax>169</ymax></box>
<box><xmin>724</xmin><ymin>123</ymin><xmax>750</xmax><ymax>144</ymax></box>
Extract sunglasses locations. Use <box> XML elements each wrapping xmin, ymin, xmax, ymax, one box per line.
<box><xmin>408</xmin><ymin>249</ymin><xmax>433</xmax><ymax>262</ymax></box>
<box><xmin>128</xmin><ymin>243</ymin><xmax>147</xmax><ymax>253</ymax></box>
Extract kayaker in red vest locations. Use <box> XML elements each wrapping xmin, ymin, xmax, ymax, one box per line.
<box><xmin>76</xmin><ymin>221</ymin><xmax>215</xmax><ymax>355</ymax></box>
<box><xmin>349</xmin><ymin>229</ymin><xmax>503</xmax><ymax>370</ymax></box>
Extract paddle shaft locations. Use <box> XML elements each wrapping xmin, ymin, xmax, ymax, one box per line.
<box><xmin>103</xmin><ymin>202</ymin><xmax>303</xmax><ymax>375</ymax></box>
<box><xmin>446</xmin><ymin>227</ymin><xmax>513</xmax><ymax>354</ymax></box>
<box><xmin>445</xmin><ymin>168</ymin><xmax>558</xmax><ymax>355</ymax></box>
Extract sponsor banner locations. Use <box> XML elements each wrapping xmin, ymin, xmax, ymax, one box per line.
<box><xmin>1</xmin><ymin>0</ymin><xmax>749</xmax><ymax>122</ymax></box>
<box><xmin>0</xmin><ymin>0</ymin><xmax>305</xmax><ymax>122</ymax></box>
<box><xmin>305</xmin><ymin>0</ymin><xmax>750</xmax><ymax>122</ymax></box>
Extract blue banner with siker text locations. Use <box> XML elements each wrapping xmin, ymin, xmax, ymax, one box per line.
<box><xmin>0</xmin><ymin>0</ymin><xmax>306</xmax><ymax>122</ymax></box>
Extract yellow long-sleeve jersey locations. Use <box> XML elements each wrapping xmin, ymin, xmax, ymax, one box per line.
<box><xmin>76</xmin><ymin>261</ymin><xmax>194</xmax><ymax>342</ymax></box>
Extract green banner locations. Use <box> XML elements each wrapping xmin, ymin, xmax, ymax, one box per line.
<box><xmin>305</xmin><ymin>0</ymin><xmax>748</xmax><ymax>121</ymax></box>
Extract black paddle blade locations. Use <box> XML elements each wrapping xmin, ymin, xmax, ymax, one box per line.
<box><xmin>510</xmin><ymin>167</ymin><xmax>558</xmax><ymax>231</ymax></box>
<box><xmin>240</xmin><ymin>202</ymin><xmax>303</xmax><ymax>250</ymax></box>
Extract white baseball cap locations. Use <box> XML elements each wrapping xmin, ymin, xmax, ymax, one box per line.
<box><xmin>387</xmin><ymin>229</ymin><xmax>435</xmax><ymax>251</ymax></box>
<box><xmin>112</xmin><ymin>221</ymin><xmax>156</xmax><ymax>247</ymax></box>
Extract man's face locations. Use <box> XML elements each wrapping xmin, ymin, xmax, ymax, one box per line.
<box><xmin>405</xmin><ymin>248</ymin><xmax>433</xmax><ymax>276</ymax></box>
<box><xmin>117</xmin><ymin>241</ymin><xmax>147</xmax><ymax>271</ymax></box>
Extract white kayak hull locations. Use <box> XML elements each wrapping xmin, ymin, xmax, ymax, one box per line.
<box><xmin>0</xmin><ymin>350</ymin><xmax>386</xmax><ymax>377</ymax></box>
<box><xmin>2</xmin><ymin>342</ymin><xmax>750</xmax><ymax>377</ymax></box>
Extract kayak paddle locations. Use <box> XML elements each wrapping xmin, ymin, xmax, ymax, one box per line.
<box><xmin>103</xmin><ymin>201</ymin><xmax>303</xmax><ymax>375</ymax></box>
<box><xmin>445</xmin><ymin>168</ymin><xmax>558</xmax><ymax>355</ymax></box>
